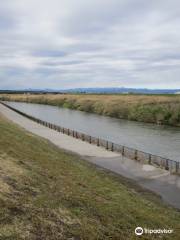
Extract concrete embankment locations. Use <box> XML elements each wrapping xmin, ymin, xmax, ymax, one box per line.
<box><xmin>0</xmin><ymin>103</ymin><xmax>180</xmax><ymax>209</ymax></box>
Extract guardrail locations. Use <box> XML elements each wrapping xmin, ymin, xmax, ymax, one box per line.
<box><xmin>1</xmin><ymin>101</ymin><xmax>180</xmax><ymax>174</ymax></box>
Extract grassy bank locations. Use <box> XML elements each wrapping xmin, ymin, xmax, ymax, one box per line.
<box><xmin>0</xmin><ymin>114</ymin><xmax>180</xmax><ymax>239</ymax></box>
<box><xmin>1</xmin><ymin>93</ymin><xmax>180</xmax><ymax>126</ymax></box>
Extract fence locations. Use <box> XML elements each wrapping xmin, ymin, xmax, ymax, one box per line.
<box><xmin>1</xmin><ymin>101</ymin><xmax>180</xmax><ymax>174</ymax></box>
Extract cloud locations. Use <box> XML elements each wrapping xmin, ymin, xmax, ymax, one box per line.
<box><xmin>0</xmin><ymin>0</ymin><xmax>180</xmax><ymax>89</ymax></box>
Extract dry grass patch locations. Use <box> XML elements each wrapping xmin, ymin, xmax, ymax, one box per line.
<box><xmin>0</xmin><ymin>114</ymin><xmax>180</xmax><ymax>239</ymax></box>
<box><xmin>0</xmin><ymin>154</ymin><xmax>25</xmax><ymax>177</ymax></box>
<box><xmin>1</xmin><ymin>93</ymin><xmax>180</xmax><ymax>125</ymax></box>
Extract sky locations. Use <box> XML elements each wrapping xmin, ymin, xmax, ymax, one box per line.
<box><xmin>0</xmin><ymin>0</ymin><xmax>180</xmax><ymax>90</ymax></box>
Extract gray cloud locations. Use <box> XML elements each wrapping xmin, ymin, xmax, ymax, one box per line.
<box><xmin>0</xmin><ymin>0</ymin><xmax>180</xmax><ymax>89</ymax></box>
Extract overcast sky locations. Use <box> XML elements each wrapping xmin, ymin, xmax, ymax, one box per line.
<box><xmin>0</xmin><ymin>0</ymin><xmax>180</xmax><ymax>89</ymax></box>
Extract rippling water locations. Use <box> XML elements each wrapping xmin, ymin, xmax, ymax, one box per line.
<box><xmin>7</xmin><ymin>101</ymin><xmax>180</xmax><ymax>162</ymax></box>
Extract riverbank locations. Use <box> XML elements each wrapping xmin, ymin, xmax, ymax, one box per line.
<box><xmin>1</xmin><ymin>102</ymin><xmax>180</xmax><ymax>209</ymax></box>
<box><xmin>0</xmin><ymin>112</ymin><xmax>180</xmax><ymax>239</ymax></box>
<box><xmin>1</xmin><ymin>93</ymin><xmax>180</xmax><ymax>126</ymax></box>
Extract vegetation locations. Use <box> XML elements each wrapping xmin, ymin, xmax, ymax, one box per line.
<box><xmin>1</xmin><ymin>93</ymin><xmax>180</xmax><ymax>126</ymax></box>
<box><xmin>0</xmin><ymin>114</ymin><xmax>180</xmax><ymax>239</ymax></box>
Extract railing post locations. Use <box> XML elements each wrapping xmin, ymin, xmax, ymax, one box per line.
<box><xmin>148</xmin><ymin>154</ymin><xmax>151</xmax><ymax>164</ymax></box>
<box><xmin>165</xmin><ymin>159</ymin><xmax>169</xmax><ymax>170</ymax></box>
<box><xmin>97</xmin><ymin>138</ymin><xmax>99</xmax><ymax>146</ymax></box>
<box><xmin>134</xmin><ymin>150</ymin><xmax>138</xmax><ymax>160</ymax></box>
<box><xmin>111</xmin><ymin>143</ymin><xmax>114</xmax><ymax>151</ymax></box>
<box><xmin>122</xmin><ymin>146</ymin><xmax>125</xmax><ymax>156</ymax></box>
<box><xmin>176</xmin><ymin>161</ymin><xmax>179</xmax><ymax>173</ymax></box>
<box><xmin>106</xmin><ymin>141</ymin><xmax>108</xmax><ymax>150</ymax></box>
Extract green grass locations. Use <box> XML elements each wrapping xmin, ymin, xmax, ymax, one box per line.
<box><xmin>0</xmin><ymin>114</ymin><xmax>180</xmax><ymax>239</ymax></box>
<box><xmin>1</xmin><ymin>93</ymin><xmax>180</xmax><ymax>126</ymax></box>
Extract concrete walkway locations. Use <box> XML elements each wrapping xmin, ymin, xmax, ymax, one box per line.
<box><xmin>1</xmin><ymin>103</ymin><xmax>180</xmax><ymax>209</ymax></box>
<box><xmin>0</xmin><ymin>103</ymin><xmax>119</xmax><ymax>158</ymax></box>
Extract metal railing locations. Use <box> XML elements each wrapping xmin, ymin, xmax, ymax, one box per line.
<box><xmin>1</xmin><ymin>101</ymin><xmax>179</xmax><ymax>174</ymax></box>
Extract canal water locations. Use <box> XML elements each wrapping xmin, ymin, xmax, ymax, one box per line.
<box><xmin>6</xmin><ymin>101</ymin><xmax>180</xmax><ymax>162</ymax></box>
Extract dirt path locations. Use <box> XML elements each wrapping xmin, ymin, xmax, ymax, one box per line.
<box><xmin>1</xmin><ymin>103</ymin><xmax>180</xmax><ymax>209</ymax></box>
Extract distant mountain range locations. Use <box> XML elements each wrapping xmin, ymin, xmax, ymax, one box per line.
<box><xmin>1</xmin><ymin>87</ymin><xmax>180</xmax><ymax>94</ymax></box>
<box><xmin>61</xmin><ymin>88</ymin><xmax>180</xmax><ymax>94</ymax></box>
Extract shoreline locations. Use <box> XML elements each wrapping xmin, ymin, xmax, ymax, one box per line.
<box><xmin>1</xmin><ymin>102</ymin><xmax>180</xmax><ymax>209</ymax></box>
<box><xmin>1</xmin><ymin>93</ymin><xmax>180</xmax><ymax>127</ymax></box>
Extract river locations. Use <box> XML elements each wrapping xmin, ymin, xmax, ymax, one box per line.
<box><xmin>6</xmin><ymin>101</ymin><xmax>180</xmax><ymax>162</ymax></box>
